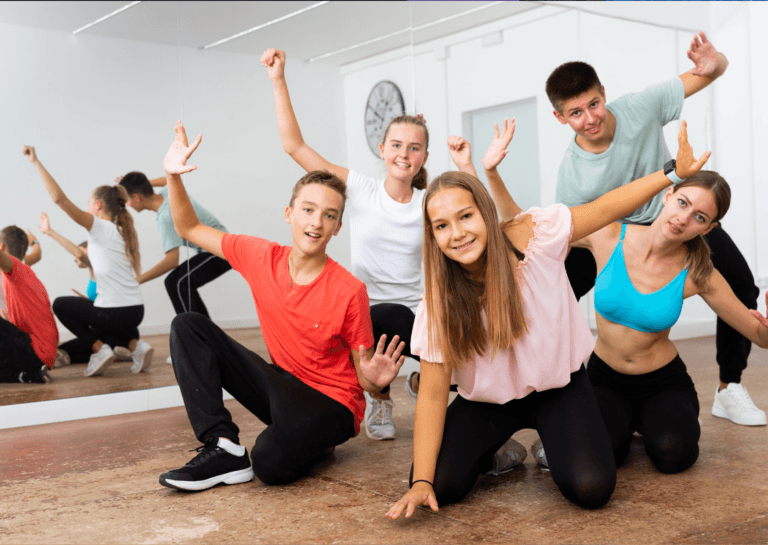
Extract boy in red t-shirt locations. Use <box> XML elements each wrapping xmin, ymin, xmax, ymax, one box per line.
<box><xmin>159</xmin><ymin>122</ymin><xmax>406</xmax><ymax>491</ymax></box>
<box><xmin>0</xmin><ymin>225</ymin><xmax>57</xmax><ymax>383</ymax></box>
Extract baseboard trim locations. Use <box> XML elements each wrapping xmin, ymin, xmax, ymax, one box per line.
<box><xmin>0</xmin><ymin>385</ymin><xmax>234</xmax><ymax>430</ymax></box>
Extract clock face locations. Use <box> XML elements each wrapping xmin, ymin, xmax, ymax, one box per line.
<box><xmin>365</xmin><ymin>80</ymin><xmax>405</xmax><ymax>157</ymax></box>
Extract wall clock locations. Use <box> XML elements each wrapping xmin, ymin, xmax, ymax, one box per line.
<box><xmin>365</xmin><ymin>80</ymin><xmax>405</xmax><ymax>157</ymax></box>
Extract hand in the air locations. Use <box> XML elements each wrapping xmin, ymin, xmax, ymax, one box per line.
<box><xmin>163</xmin><ymin>121</ymin><xmax>201</xmax><ymax>176</ymax></box>
<box><xmin>358</xmin><ymin>334</ymin><xmax>405</xmax><ymax>390</ymax></box>
<box><xmin>482</xmin><ymin>118</ymin><xmax>515</xmax><ymax>171</ymax></box>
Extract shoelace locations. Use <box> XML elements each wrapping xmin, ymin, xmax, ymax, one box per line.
<box><xmin>185</xmin><ymin>443</ymin><xmax>220</xmax><ymax>467</ymax></box>
<box><xmin>728</xmin><ymin>384</ymin><xmax>760</xmax><ymax>410</ymax></box>
<box><xmin>369</xmin><ymin>398</ymin><xmax>394</xmax><ymax>426</ymax></box>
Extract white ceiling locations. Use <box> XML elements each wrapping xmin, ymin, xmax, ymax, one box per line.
<box><xmin>0</xmin><ymin>1</ymin><xmax>713</xmax><ymax>66</ymax></box>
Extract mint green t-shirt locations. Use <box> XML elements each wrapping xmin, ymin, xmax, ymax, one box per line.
<box><xmin>156</xmin><ymin>187</ymin><xmax>227</xmax><ymax>253</ymax></box>
<box><xmin>555</xmin><ymin>77</ymin><xmax>685</xmax><ymax>225</ymax></box>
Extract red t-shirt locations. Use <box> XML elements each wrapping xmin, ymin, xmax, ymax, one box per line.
<box><xmin>222</xmin><ymin>234</ymin><xmax>374</xmax><ymax>435</ymax></box>
<box><xmin>2</xmin><ymin>256</ymin><xmax>58</xmax><ymax>367</ymax></box>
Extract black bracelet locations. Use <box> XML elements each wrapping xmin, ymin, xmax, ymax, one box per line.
<box><xmin>411</xmin><ymin>479</ymin><xmax>433</xmax><ymax>488</ymax></box>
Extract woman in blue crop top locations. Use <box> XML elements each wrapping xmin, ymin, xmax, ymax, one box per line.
<box><xmin>536</xmin><ymin>171</ymin><xmax>768</xmax><ymax>475</ymax></box>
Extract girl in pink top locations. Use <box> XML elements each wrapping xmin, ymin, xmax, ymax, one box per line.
<box><xmin>387</xmin><ymin>121</ymin><xmax>711</xmax><ymax>517</ymax></box>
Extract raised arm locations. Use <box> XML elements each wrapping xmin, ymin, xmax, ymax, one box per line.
<box><xmin>23</xmin><ymin>230</ymin><xmax>42</xmax><ymax>266</ymax></box>
<box><xmin>136</xmin><ymin>247</ymin><xmax>180</xmax><ymax>284</ymax></box>
<box><xmin>571</xmin><ymin>120</ymin><xmax>710</xmax><ymax>242</ymax></box>
<box><xmin>261</xmin><ymin>48</ymin><xmax>349</xmax><ymax>181</ymax></box>
<box><xmin>700</xmin><ymin>273</ymin><xmax>768</xmax><ymax>349</ymax></box>
<box><xmin>38</xmin><ymin>212</ymin><xmax>90</xmax><ymax>267</ymax></box>
<box><xmin>23</xmin><ymin>147</ymin><xmax>94</xmax><ymax>231</ymax></box>
<box><xmin>448</xmin><ymin>136</ymin><xmax>478</xmax><ymax>178</ymax></box>
<box><xmin>680</xmin><ymin>31</ymin><xmax>728</xmax><ymax>99</ymax></box>
<box><xmin>481</xmin><ymin>118</ymin><xmax>523</xmax><ymax>221</ymax></box>
<box><xmin>387</xmin><ymin>359</ymin><xmax>451</xmax><ymax>520</ymax></box>
<box><xmin>163</xmin><ymin>122</ymin><xmax>226</xmax><ymax>260</ymax></box>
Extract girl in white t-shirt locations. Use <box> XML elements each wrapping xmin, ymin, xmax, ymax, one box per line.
<box><xmin>23</xmin><ymin>146</ymin><xmax>154</xmax><ymax>377</ymax></box>
<box><xmin>262</xmin><ymin>48</ymin><xmax>433</xmax><ymax>441</ymax></box>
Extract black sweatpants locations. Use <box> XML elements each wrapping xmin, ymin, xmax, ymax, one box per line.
<box><xmin>565</xmin><ymin>223</ymin><xmax>759</xmax><ymax>384</ymax></box>
<box><xmin>53</xmin><ymin>296</ymin><xmax>144</xmax><ymax>363</ymax></box>
<box><xmin>588</xmin><ymin>352</ymin><xmax>700</xmax><ymax>474</ymax></box>
<box><xmin>0</xmin><ymin>319</ymin><xmax>45</xmax><ymax>382</ymax></box>
<box><xmin>371</xmin><ymin>303</ymin><xmax>420</xmax><ymax>395</ymax></box>
<box><xmin>413</xmin><ymin>366</ymin><xmax>616</xmax><ymax>509</ymax></box>
<box><xmin>169</xmin><ymin>312</ymin><xmax>356</xmax><ymax>485</ymax></box>
<box><xmin>165</xmin><ymin>251</ymin><xmax>232</xmax><ymax>318</ymax></box>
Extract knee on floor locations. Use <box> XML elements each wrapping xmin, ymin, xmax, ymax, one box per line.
<box><xmin>562</xmin><ymin>467</ymin><xmax>616</xmax><ymax>510</ymax></box>
<box><xmin>250</xmin><ymin>449</ymin><xmax>300</xmax><ymax>486</ymax></box>
<box><xmin>646</xmin><ymin>432</ymin><xmax>698</xmax><ymax>474</ymax></box>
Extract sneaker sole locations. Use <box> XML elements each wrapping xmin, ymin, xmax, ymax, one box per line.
<box><xmin>364</xmin><ymin>426</ymin><xmax>395</xmax><ymax>441</ymax></box>
<box><xmin>160</xmin><ymin>466</ymin><xmax>255</xmax><ymax>491</ymax></box>
<box><xmin>131</xmin><ymin>346</ymin><xmax>155</xmax><ymax>374</ymax></box>
<box><xmin>712</xmin><ymin>404</ymin><xmax>767</xmax><ymax>426</ymax></box>
<box><xmin>84</xmin><ymin>354</ymin><xmax>116</xmax><ymax>377</ymax></box>
<box><xmin>404</xmin><ymin>372</ymin><xmax>419</xmax><ymax>405</ymax></box>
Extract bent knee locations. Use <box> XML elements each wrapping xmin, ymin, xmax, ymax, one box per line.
<box><xmin>251</xmin><ymin>450</ymin><xmax>301</xmax><ymax>486</ymax></box>
<box><xmin>562</xmin><ymin>469</ymin><xmax>616</xmax><ymax>510</ymax></box>
<box><xmin>647</xmin><ymin>433</ymin><xmax>698</xmax><ymax>474</ymax></box>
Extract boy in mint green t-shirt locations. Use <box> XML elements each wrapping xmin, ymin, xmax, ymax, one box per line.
<box><xmin>546</xmin><ymin>31</ymin><xmax>762</xmax><ymax>427</ymax></box>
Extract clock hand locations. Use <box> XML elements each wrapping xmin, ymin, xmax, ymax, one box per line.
<box><xmin>367</xmin><ymin>105</ymin><xmax>385</xmax><ymax>121</ymax></box>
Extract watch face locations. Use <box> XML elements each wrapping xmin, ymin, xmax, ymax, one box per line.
<box><xmin>365</xmin><ymin>81</ymin><xmax>405</xmax><ymax>157</ymax></box>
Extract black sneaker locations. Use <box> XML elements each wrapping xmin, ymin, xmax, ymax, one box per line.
<box><xmin>159</xmin><ymin>438</ymin><xmax>254</xmax><ymax>491</ymax></box>
<box><xmin>18</xmin><ymin>365</ymin><xmax>52</xmax><ymax>384</ymax></box>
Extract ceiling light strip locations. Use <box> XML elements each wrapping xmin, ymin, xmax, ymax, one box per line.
<box><xmin>72</xmin><ymin>1</ymin><xmax>142</xmax><ymax>35</ymax></box>
<box><xmin>202</xmin><ymin>1</ymin><xmax>330</xmax><ymax>50</ymax></box>
<box><xmin>307</xmin><ymin>1</ymin><xmax>504</xmax><ymax>62</ymax></box>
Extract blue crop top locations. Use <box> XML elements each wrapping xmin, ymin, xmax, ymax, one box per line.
<box><xmin>594</xmin><ymin>224</ymin><xmax>687</xmax><ymax>333</ymax></box>
<box><xmin>86</xmin><ymin>278</ymin><xmax>98</xmax><ymax>302</ymax></box>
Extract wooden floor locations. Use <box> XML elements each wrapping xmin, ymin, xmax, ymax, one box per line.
<box><xmin>0</xmin><ymin>329</ymin><xmax>269</xmax><ymax>407</ymax></box>
<box><xmin>1</xmin><ymin>336</ymin><xmax>767</xmax><ymax>544</ymax></box>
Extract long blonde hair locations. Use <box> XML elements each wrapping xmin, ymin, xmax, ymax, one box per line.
<box><xmin>92</xmin><ymin>185</ymin><xmax>141</xmax><ymax>276</ymax></box>
<box><xmin>422</xmin><ymin>171</ymin><xmax>527</xmax><ymax>369</ymax></box>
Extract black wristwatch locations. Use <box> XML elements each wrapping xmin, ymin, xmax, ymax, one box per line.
<box><xmin>664</xmin><ymin>159</ymin><xmax>684</xmax><ymax>184</ymax></box>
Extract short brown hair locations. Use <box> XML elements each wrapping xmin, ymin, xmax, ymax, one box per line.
<box><xmin>289</xmin><ymin>171</ymin><xmax>348</xmax><ymax>220</ymax></box>
<box><xmin>0</xmin><ymin>225</ymin><xmax>29</xmax><ymax>260</ymax></box>
<box><xmin>545</xmin><ymin>61</ymin><xmax>603</xmax><ymax>113</ymax></box>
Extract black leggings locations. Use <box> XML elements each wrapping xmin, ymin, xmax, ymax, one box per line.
<box><xmin>413</xmin><ymin>366</ymin><xmax>616</xmax><ymax>509</ymax></box>
<box><xmin>588</xmin><ymin>352</ymin><xmax>700</xmax><ymax>474</ymax></box>
<box><xmin>371</xmin><ymin>303</ymin><xmax>420</xmax><ymax>395</ymax></box>
<box><xmin>170</xmin><ymin>312</ymin><xmax>356</xmax><ymax>485</ymax></box>
<box><xmin>566</xmin><ymin>223</ymin><xmax>759</xmax><ymax>384</ymax></box>
<box><xmin>164</xmin><ymin>251</ymin><xmax>232</xmax><ymax>318</ymax></box>
<box><xmin>53</xmin><ymin>296</ymin><xmax>144</xmax><ymax>363</ymax></box>
<box><xmin>0</xmin><ymin>319</ymin><xmax>45</xmax><ymax>382</ymax></box>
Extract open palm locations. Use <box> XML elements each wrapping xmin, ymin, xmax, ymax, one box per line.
<box><xmin>163</xmin><ymin>121</ymin><xmax>201</xmax><ymax>175</ymax></box>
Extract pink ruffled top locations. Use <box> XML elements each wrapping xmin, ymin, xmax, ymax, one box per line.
<box><xmin>411</xmin><ymin>204</ymin><xmax>595</xmax><ymax>403</ymax></box>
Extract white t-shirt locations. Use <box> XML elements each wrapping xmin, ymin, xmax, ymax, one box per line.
<box><xmin>346</xmin><ymin>170</ymin><xmax>425</xmax><ymax>314</ymax></box>
<box><xmin>87</xmin><ymin>217</ymin><xmax>143</xmax><ymax>308</ymax></box>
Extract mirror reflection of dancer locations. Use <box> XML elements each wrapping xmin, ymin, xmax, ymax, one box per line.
<box><xmin>263</xmin><ymin>48</ymin><xmax>436</xmax><ymax>441</ymax></box>
<box><xmin>159</xmin><ymin>121</ymin><xmax>406</xmax><ymax>491</ymax></box>
<box><xmin>37</xmin><ymin>212</ymin><xmax>134</xmax><ymax>366</ymax></box>
<box><xmin>0</xmin><ymin>225</ymin><xmax>56</xmax><ymax>383</ymax></box>
<box><xmin>0</xmin><ymin>229</ymin><xmax>41</xmax><ymax>320</ymax></box>
<box><xmin>23</xmin><ymin>147</ymin><xmax>153</xmax><ymax>376</ymax></box>
<box><xmin>547</xmin><ymin>32</ymin><xmax>763</xmax><ymax>426</ymax></box>
<box><xmin>119</xmin><ymin>173</ymin><xmax>231</xmax><ymax>324</ymax></box>
<box><xmin>387</xmin><ymin>121</ymin><xmax>710</xmax><ymax>518</ymax></box>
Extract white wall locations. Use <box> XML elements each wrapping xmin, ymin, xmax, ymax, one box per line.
<box><xmin>0</xmin><ymin>22</ymin><xmax>347</xmax><ymax>339</ymax></box>
<box><xmin>341</xmin><ymin>4</ymin><xmax>762</xmax><ymax>338</ymax></box>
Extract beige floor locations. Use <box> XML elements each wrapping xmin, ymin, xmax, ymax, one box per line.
<box><xmin>1</xmin><ymin>335</ymin><xmax>767</xmax><ymax>544</ymax></box>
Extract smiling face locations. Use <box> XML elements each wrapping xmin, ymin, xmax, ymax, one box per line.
<box><xmin>554</xmin><ymin>86</ymin><xmax>609</xmax><ymax>143</ymax></box>
<box><xmin>427</xmin><ymin>187</ymin><xmax>488</xmax><ymax>277</ymax></box>
<box><xmin>284</xmin><ymin>183</ymin><xmax>344</xmax><ymax>258</ymax></box>
<box><xmin>659</xmin><ymin>185</ymin><xmax>719</xmax><ymax>241</ymax></box>
<box><xmin>379</xmin><ymin>123</ymin><xmax>429</xmax><ymax>184</ymax></box>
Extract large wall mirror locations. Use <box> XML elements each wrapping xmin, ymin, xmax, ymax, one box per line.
<box><xmin>1</xmin><ymin>1</ymin><xmax>764</xmax><ymax>427</ymax></box>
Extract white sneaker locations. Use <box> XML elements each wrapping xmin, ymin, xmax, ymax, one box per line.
<box><xmin>404</xmin><ymin>371</ymin><xmax>419</xmax><ymax>404</ymax></box>
<box><xmin>712</xmin><ymin>383</ymin><xmax>767</xmax><ymax>426</ymax></box>
<box><xmin>114</xmin><ymin>346</ymin><xmax>133</xmax><ymax>361</ymax></box>
<box><xmin>530</xmin><ymin>439</ymin><xmax>549</xmax><ymax>468</ymax></box>
<box><xmin>85</xmin><ymin>345</ymin><xmax>116</xmax><ymax>377</ymax></box>
<box><xmin>363</xmin><ymin>391</ymin><xmax>395</xmax><ymax>440</ymax></box>
<box><xmin>53</xmin><ymin>349</ymin><xmax>71</xmax><ymax>368</ymax></box>
<box><xmin>130</xmin><ymin>340</ymin><xmax>155</xmax><ymax>374</ymax></box>
<box><xmin>166</xmin><ymin>356</ymin><xmax>173</xmax><ymax>364</ymax></box>
<box><xmin>486</xmin><ymin>437</ymin><xmax>527</xmax><ymax>476</ymax></box>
